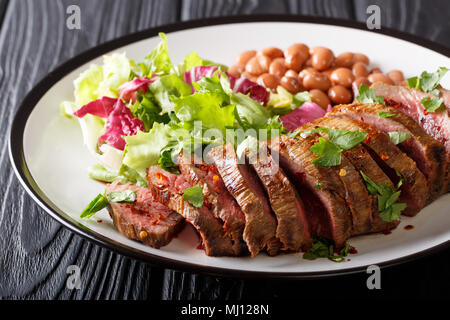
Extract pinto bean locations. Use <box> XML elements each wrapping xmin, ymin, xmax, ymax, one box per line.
<box><xmin>352</xmin><ymin>62</ymin><xmax>369</xmax><ymax>78</ymax></box>
<box><xmin>236</xmin><ymin>50</ymin><xmax>256</xmax><ymax>65</ymax></box>
<box><xmin>260</xmin><ymin>47</ymin><xmax>284</xmax><ymax>60</ymax></box>
<box><xmin>387</xmin><ymin>70</ymin><xmax>404</xmax><ymax>82</ymax></box>
<box><xmin>352</xmin><ymin>77</ymin><xmax>371</xmax><ymax>96</ymax></box>
<box><xmin>284</xmin><ymin>69</ymin><xmax>299</xmax><ymax>78</ymax></box>
<box><xmin>330</xmin><ymin>68</ymin><xmax>355</xmax><ymax>88</ymax></box>
<box><xmin>309</xmin><ymin>89</ymin><xmax>331</xmax><ymax>110</ymax></box>
<box><xmin>328</xmin><ymin>85</ymin><xmax>352</xmax><ymax>104</ymax></box>
<box><xmin>284</xmin><ymin>44</ymin><xmax>309</xmax><ymax>72</ymax></box>
<box><xmin>311</xmin><ymin>47</ymin><xmax>334</xmax><ymax>71</ymax></box>
<box><xmin>280</xmin><ymin>76</ymin><xmax>302</xmax><ymax>94</ymax></box>
<box><xmin>353</xmin><ymin>53</ymin><xmax>370</xmax><ymax>65</ymax></box>
<box><xmin>269</xmin><ymin>58</ymin><xmax>288</xmax><ymax>78</ymax></box>
<box><xmin>257</xmin><ymin>73</ymin><xmax>279</xmax><ymax>90</ymax></box>
<box><xmin>368</xmin><ymin>73</ymin><xmax>395</xmax><ymax>85</ymax></box>
<box><xmin>303</xmin><ymin>72</ymin><xmax>331</xmax><ymax>91</ymax></box>
<box><xmin>228</xmin><ymin>64</ymin><xmax>244</xmax><ymax>78</ymax></box>
<box><xmin>335</xmin><ymin>52</ymin><xmax>354</xmax><ymax>68</ymax></box>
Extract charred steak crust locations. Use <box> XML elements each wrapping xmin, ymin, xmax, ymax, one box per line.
<box><xmin>147</xmin><ymin>167</ymin><xmax>236</xmax><ymax>257</ymax></box>
<box><xmin>208</xmin><ymin>144</ymin><xmax>280</xmax><ymax>257</ymax></box>
<box><xmin>270</xmin><ymin>136</ymin><xmax>353</xmax><ymax>248</ymax></box>
<box><xmin>329</xmin><ymin>103</ymin><xmax>447</xmax><ymax>202</ymax></box>
<box><xmin>302</xmin><ymin>117</ymin><xmax>400</xmax><ymax>233</ymax></box>
<box><xmin>178</xmin><ymin>153</ymin><xmax>248</xmax><ymax>256</ymax></box>
<box><xmin>322</xmin><ymin>116</ymin><xmax>428</xmax><ymax>216</ymax></box>
<box><xmin>106</xmin><ymin>182</ymin><xmax>184</xmax><ymax>249</ymax></box>
<box><xmin>371</xmin><ymin>82</ymin><xmax>450</xmax><ymax>192</ymax></box>
<box><xmin>246</xmin><ymin>145</ymin><xmax>312</xmax><ymax>252</ymax></box>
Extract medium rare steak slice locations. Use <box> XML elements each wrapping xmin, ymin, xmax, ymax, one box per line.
<box><xmin>322</xmin><ymin>116</ymin><xmax>427</xmax><ymax>216</ymax></box>
<box><xmin>269</xmin><ymin>135</ymin><xmax>352</xmax><ymax>248</ymax></box>
<box><xmin>329</xmin><ymin>103</ymin><xmax>447</xmax><ymax>202</ymax></box>
<box><xmin>178</xmin><ymin>153</ymin><xmax>248</xmax><ymax>256</ymax></box>
<box><xmin>371</xmin><ymin>82</ymin><xmax>450</xmax><ymax>191</ymax></box>
<box><xmin>301</xmin><ymin>119</ymin><xmax>385</xmax><ymax>235</ymax></box>
<box><xmin>245</xmin><ymin>145</ymin><xmax>312</xmax><ymax>251</ymax></box>
<box><xmin>302</xmin><ymin>118</ymin><xmax>400</xmax><ymax>233</ymax></box>
<box><xmin>208</xmin><ymin>144</ymin><xmax>281</xmax><ymax>257</ymax></box>
<box><xmin>147</xmin><ymin>166</ymin><xmax>236</xmax><ymax>256</ymax></box>
<box><xmin>106</xmin><ymin>182</ymin><xmax>184</xmax><ymax>248</ymax></box>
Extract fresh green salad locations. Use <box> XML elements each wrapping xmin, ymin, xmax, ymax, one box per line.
<box><xmin>62</xmin><ymin>33</ymin><xmax>320</xmax><ymax>196</ymax></box>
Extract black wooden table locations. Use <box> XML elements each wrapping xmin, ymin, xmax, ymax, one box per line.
<box><xmin>1</xmin><ymin>0</ymin><xmax>449</xmax><ymax>300</ymax></box>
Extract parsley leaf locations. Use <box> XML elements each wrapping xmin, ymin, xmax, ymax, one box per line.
<box><xmin>420</xmin><ymin>96</ymin><xmax>444</xmax><ymax>112</ymax></box>
<box><xmin>356</xmin><ymin>84</ymin><xmax>385</xmax><ymax>104</ymax></box>
<box><xmin>360</xmin><ymin>171</ymin><xmax>406</xmax><ymax>222</ymax></box>
<box><xmin>309</xmin><ymin>128</ymin><xmax>367</xmax><ymax>167</ymax></box>
<box><xmin>303</xmin><ymin>237</ymin><xmax>349</xmax><ymax>263</ymax></box>
<box><xmin>388</xmin><ymin>131</ymin><xmax>411</xmax><ymax>145</ymax></box>
<box><xmin>378</xmin><ymin>111</ymin><xmax>395</xmax><ymax>118</ymax></box>
<box><xmin>182</xmin><ymin>184</ymin><xmax>204</xmax><ymax>208</ymax></box>
<box><xmin>310</xmin><ymin>137</ymin><xmax>342</xmax><ymax>167</ymax></box>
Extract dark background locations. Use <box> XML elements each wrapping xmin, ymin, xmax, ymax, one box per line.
<box><xmin>1</xmin><ymin>0</ymin><xmax>449</xmax><ymax>300</ymax></box>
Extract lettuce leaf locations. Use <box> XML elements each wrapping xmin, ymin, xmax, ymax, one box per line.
<box><xmin>149</xmin><ymin>74</ymin><xmax>192</xmax><ymax>113</ymax></box>
<box><xmin>139</xmin><ymin>33</ymin><xmax>173</xmax><ymax>76</ymax></box>
<box><xmin>123</xmin><ymin>122</ymin><xmax>172</xmax><ymax>170</ymax></box>
<box><xmin>96</xmin><ymin>53</ymin><xmax>134</xmax><ymax>98</ymax></box>
<box><xmin>73</xmin><ymin>64</ymin><xmax>104</xmax><ymax>106</ymax></box>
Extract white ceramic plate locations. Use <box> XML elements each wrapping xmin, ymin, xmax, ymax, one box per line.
<box><xmin>9</xmin><ymin>16</ymin><xmax>450</xmax><ymax>278</ymax></box>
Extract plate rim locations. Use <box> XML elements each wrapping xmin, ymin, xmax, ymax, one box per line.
<box><xmin>8</xmin><ymin>14</ymin><xmax>450</xmax><ymax>279</ymax></box>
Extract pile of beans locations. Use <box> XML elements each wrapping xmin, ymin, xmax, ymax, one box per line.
<box><xmin>228</xmin><ymin>44</ymin><xmax>405</xmax><ymax>109</ymax></box>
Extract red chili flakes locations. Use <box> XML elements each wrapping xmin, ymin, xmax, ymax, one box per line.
<box><xmin>97</xmin><ymin>219</ymin><xmax>103</xmax><ymax>223</ymax></box>
<box><xmin>404</xmin><ymin>224</ymin><xmax>414</xmax><ymax>230</ymax></box>
<box><xmin>348</xmin><ymin>246</ymin><xmax>358</xmax><ymax>254</ymax></box>
<box><xmin>213</xmin><ymin>175</ymin><xmax>220</xmax><ymax>184</ymax></box>
<box><xmin>155</xmin><ymin>171</ymin><xmax>168</xmax><ymax>182</ymax></box>
<box><xmin>379</xmin><ymin>152</ymin><xmax>389</xmax><ymax>160</ymax></box>
<box><xmin>364</xmin><ymin>135</ymin><xmax>371</xmax><ymax>143</ymax></box>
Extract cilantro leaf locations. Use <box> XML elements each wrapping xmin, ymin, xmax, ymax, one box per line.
<box><xmin>327</xmin><ymin>129</ymin><xmax>368</xmax><ymax>151</ymax></box>
<box><xmin>388</xmin><ymin>131</ymin><xmax>411</xmax><ymax>145</ymax></box>
<box><xmin>420</xmin><ymin>96</ymin><xmax>444</xmax><ymax>112</ymax></box>
<box><xmin>378</xmin><ymin>111</ymin><xmax>395</xmax><ymax>118</ymax></box>
<box><xmin>182</xmin><ymin>184</ymin><xmax>204</xmax><ymax>208</ymax></box>
<box><xmin>303</xmin><ymin>237</ymin><xmax>349</xmax><ymax>262</ymax></box>
<box><xmin>356</xmin><ymin>84</ymin><xmax>385</xmax><ymax>104</ymax></box>
<box><xmin>310</xmin><ymin>137</ymin><xmax>342</xmax><ymax>167</ymax></box>
<box><xmin>360</xmin><ymin>171</ymin><xmax>406</xmax><ymax>222</ymax></box>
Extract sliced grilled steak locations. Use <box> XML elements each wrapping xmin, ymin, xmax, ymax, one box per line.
<box><xmin>208</xmin><ymin>144</ymin><xmax>281</xmax><ymax>257</ymax></box>
<box><xmin>302</xmin><ymin>118</ymin><xmax>400</xmax><ymax>233</ymax></box>
<box><xmin>371</xmin><ymin>82</ymin><xmax>450</xmax><ymax>191</ymax></box>
<box><xmin>329</xmin><ymin>103</ymin><xmax>447</xmax><ymax>202</ymax></box>
<box><xmin>245</xmin><ymin>145</ymin><xmax>312</xmax><ymax>251</ymax></box>
<box><xmin>321</xmin><ymin>116</ymin><xmax>428</xmax><ymax>216</ymax></box>
<box><xmin>147</xmin><ymin>166</ymin><xmax>236</xmax><ymax>256</ymax></box>
<box><xmin>178</xmin><ymin>153</ymin><xmax>248</xmax><ymax>256</ymax></box>
<box><xmin>106</xmin><ymin>182</ymin><xmax>184</xmax><ymax>248</ymax></box>
<box><xmin>269</xmin><ymin>135</ymin><xmax>352</xmax><ymax>248</ymax></box>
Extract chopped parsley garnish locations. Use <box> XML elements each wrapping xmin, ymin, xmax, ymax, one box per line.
<box><xmin>420</xmin><ymin>96</ymin><xmax>444</xmax><ymax>112</ymax></box>
<box><xmin>407</xmin><ymin>67</ymin><xmax>448</xmax><ymax>112</ymax></box>
<box><xmin>388</xmin><ymin>131</ymin><xmax>411</xmax><ymax>145</ymax></box>
<box><xmin>378</xmin><ymin>111</ymin><xmax>395</xmax><ymax>118</ymax></box>
<box><xmin>309</xmin><ymin>128</ymin><xmax>368</xmax><ymax>167</ymax></box>
<box><xmin>314</xmin><ymin>182</ymin><xmax>323</xmax><ymax>190</ymax></box>
<box><xmin>182</xmin><ymin>184</ymin><xmax>204</xmax><ymax>208</ymax></box>
<box><xmin>360</xmin><ymin>171</ymin><xmax>406</xmax><ymax>222</ymax></box>
<box><xmin>80</xmin><ymin>189</ymin><xmax>137</xmax><ymax>218</ymax></box>
<box><xmin>356</xmin><ymin>84</ymin><xmax>385</xmax><ymax>104</ymax></box>
<box><xmin>303</xmin><ymin>237</ymin><xmax>349</xmax><ymax>263</ymax></box>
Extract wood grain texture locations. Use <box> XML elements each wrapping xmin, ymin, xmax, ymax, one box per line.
<box><xmin>0</xmin><ymin>0</ymin><xmax>449</xmax><ymax>300</ymax></box>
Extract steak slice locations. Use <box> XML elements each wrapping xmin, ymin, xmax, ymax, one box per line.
<box><xmin>302</xmin><ymin>118</ymin><xmax>400</xmax><ymax>233</ymax></box>
<box><xmin>178</xmin><ymin>153</ymin><xmax>248</xmax><ymax>256</ymax></box>
<box><xmin>321</xmin><ymin>116</ymin><xmax>428</xmax><ymax>216</ymax></box>
<box><xmin>269</xmin><ymin>135</ymin><xmax>352</xmax><ymax>248</ymax></box>
<box><xmin>147</xmin><ymin>166</ymin><xmax>236</xmax><ymax>256</ymax></box>
<box><xmin>329</xmin><ymin>103</ymin><xmax>447</xmax><ymax>202</ymax></box>
<box><xmin>371</xmin><ymin>82</ymin><xmax>450</xmax><ymax>191</ymax></box>
<box><xmin>245</xmin><ymin>144</ymin><xmax>312</xmax><ymax>251</ymax></box>
<box><xmin>106</xmin><ymin>182</ymin><xmax>184</xmax><ymax>248</ymax></box>
<box><xmin>208</xmin><ymin>144</ymin><xmax>281</xmax><ymax>257</ymax></box>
